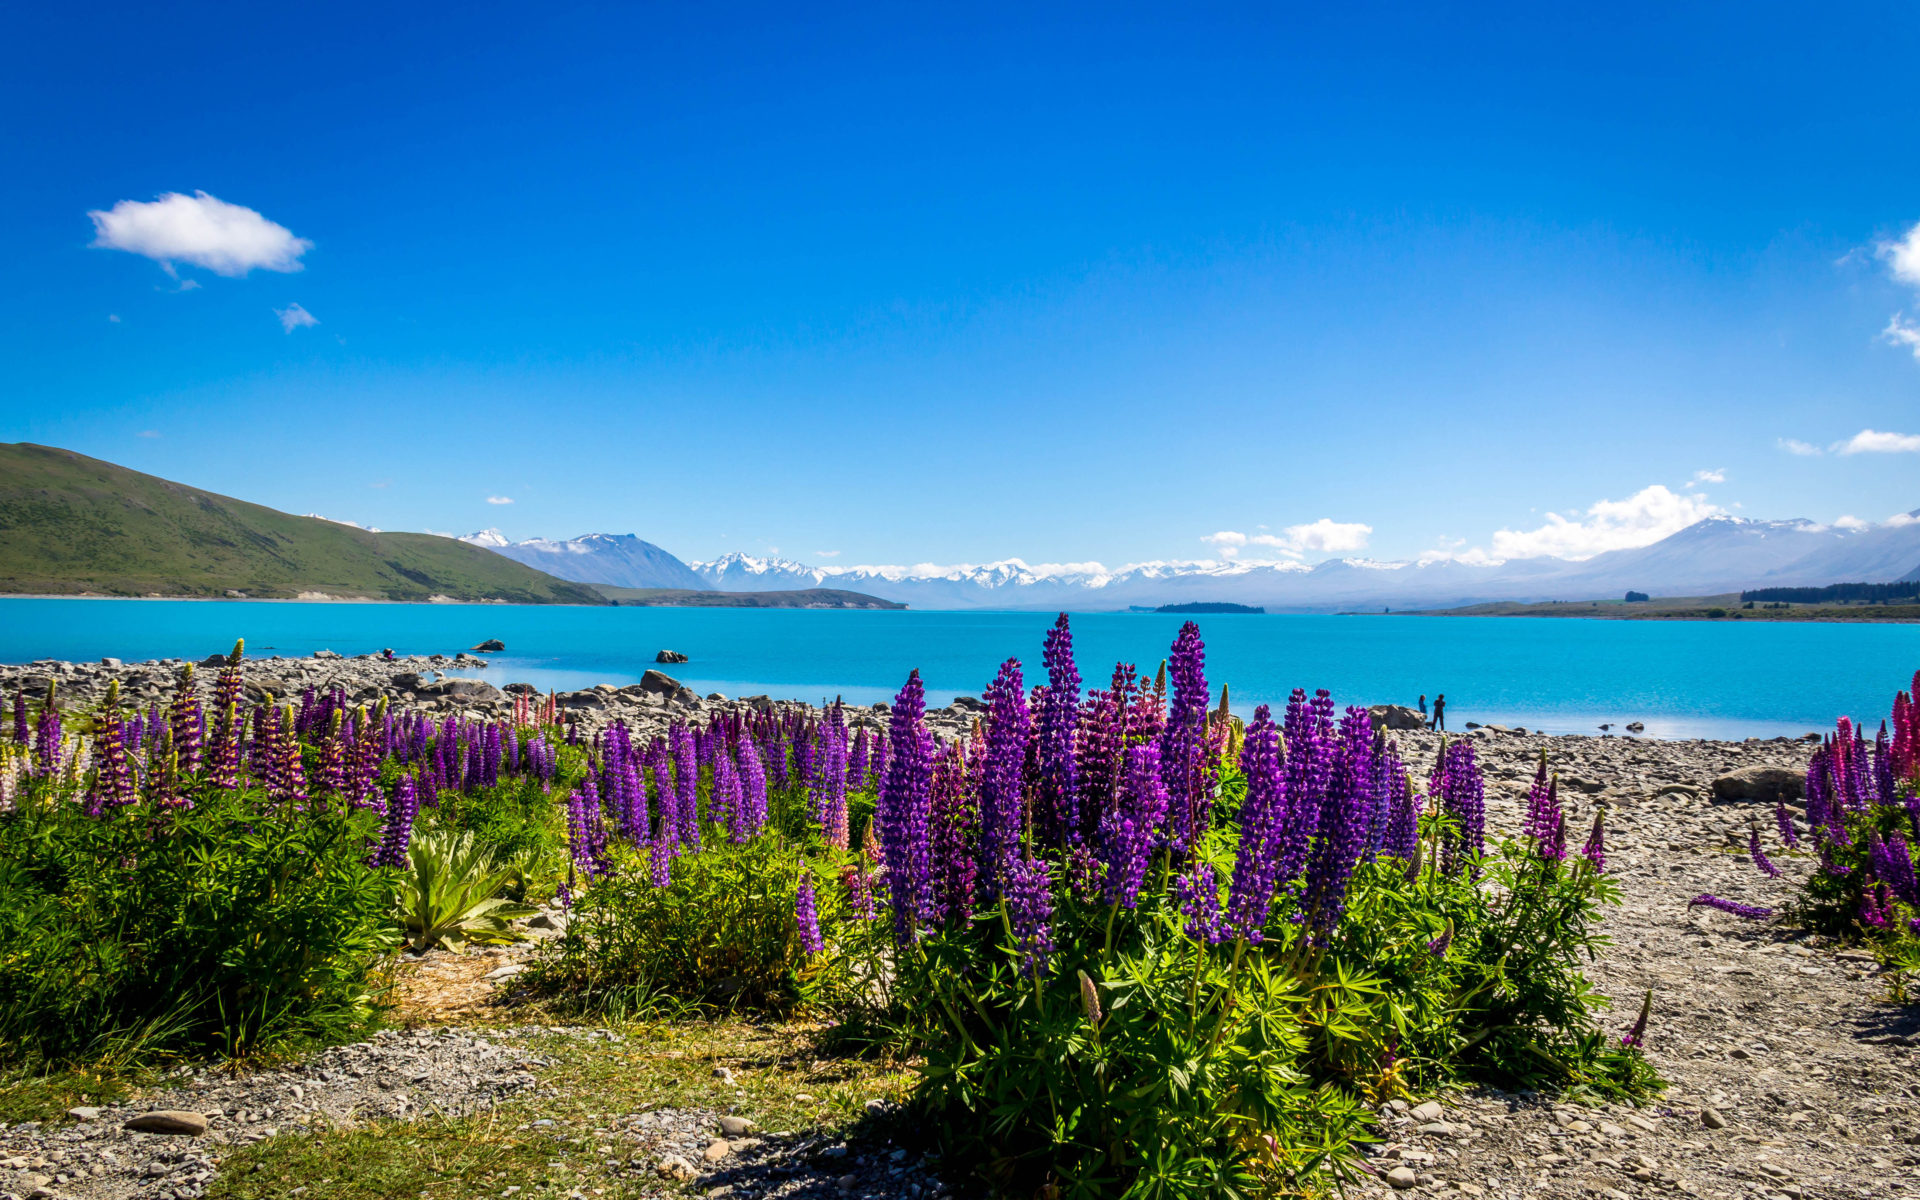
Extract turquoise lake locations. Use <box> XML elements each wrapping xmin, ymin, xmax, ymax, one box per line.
<box><xmin>1</xmin><ymin>598</ymin><xmax>1914</xmax><ymax>740</ymax></box>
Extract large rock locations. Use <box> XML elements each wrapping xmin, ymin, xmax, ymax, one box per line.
<box><xmin>1711</xmin><ymin>765</ymin><xmax>1803</xmax><ymax>804</ymax></box>
<box><xmin>655</xmin><ymin>649</ymin><xmax>689</xmax><ymax>664</ymax></box>
<box><xmin>420</xmin><ymin>678</ymin><xmax>500</xmax><ymax>703</ymax></box>
<box><xmin>471</xmin><ymin>639</ymin><xmax>506</xmax><ymax>653</ymax></box>
<box><xmin>1369</xmin><ymin>704</ymin><xmax>1428</xmax><ymax>732</ymax></box>
<box><xmin>639</xmin><ymin>669</ymin><xmax>682</xmax><ymax>695</ymax></box>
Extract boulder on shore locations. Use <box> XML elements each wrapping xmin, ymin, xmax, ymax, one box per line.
<box><xmin>1369</xmin><ymin>704</ymin><xmax>1427</xmax><ymax>732</ymax></box>
<box><xmin>639</xmin><ymin>669</ymin><xmax>681</xmax><ymax>696</ymax></box>
<box><xmin>1711</xmin><ymin>765</ymin><xmax>1803</xmax><ymax>804</ymax></box>
<box><xmin>655</xmin><ymin>649</ymin><xmax>689</xmax><ymax>664</ymax></box>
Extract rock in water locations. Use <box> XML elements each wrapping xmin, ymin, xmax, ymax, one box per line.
<box><xmin>1711</xmin><ymin>765</ymin><xmax>1803</xmax><ymax>804</ymax></box>
<box><xmin>655</xmin><ymin>649</ymin><xmax>689</xmax><ymax>663</ymax></box>
<box><xmin>123</xmin><ymin>1110</ymin><xmax>209</xmax><ymax>1136</ymax></box>
<box><xmin>472</xmin><ymin>639</ymin><xmax>505</xmax><ymax>652</ymax></box>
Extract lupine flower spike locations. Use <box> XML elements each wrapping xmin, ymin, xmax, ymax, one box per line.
<box><xmin>1748</xmin><ymin>825</ymin><xmax>1782</xmax><ymax>878</ymax></box>
<box><xmin>1620</xmin><ymin>988</ymin><xmax>1652</xmax><ymax>1049</ymax></box>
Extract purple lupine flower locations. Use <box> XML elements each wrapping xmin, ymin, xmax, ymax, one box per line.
<box><xmin>87</xmin><ymin>686</ymin><xmax>136</xmax><ymax>815</ymax></box>
<box><xmin>373</xmin><ymin>776</ymin><xmax>420</xmax><ymax>868</ymax></box>
<box><xmin>275</xmin><ymin>707</ymin><xmax>308</xmax><ymax>805</ymax></box>
<box><xmin>1620</xmin><ymin>989</ymin><xmax>1652</xmax><ymax>1049</ymax></box>
<box><xmin>1033</xmin><ymin>613</ymin><xmax>1082</xmax><ymax>847</ymax></box>
<box><xmin>1004</xmin><ymin>854</ymin><xmax>1055</xmax><ymax>978</ymax></box>
<box><xmin>1580</xmin><ymin>810</ymin><xmax>1607</xmax><ymax>874</ymax></box>
<box><xmin>795</xmin><ymin>870</ymin><xmax>824</xmax><ymax>955</ymax></box>
<box><xmin>1906</xmin><ymin>794</ymin><xmax>1920</xmax><ymax>845</ymax></box>
<box><xmin>814</xmin><ymin>704</ymin><xmax>849</xmax><ymax>847</ymax></box>
<box><xmin>1860</xmin><ymin>883</ymin><xmax>1896</xmax><ymax>930</ymax></box>
<box><xmin>1159</xmin><ymin>622</ymin><xmax>1213</xmax><ymax>858</ymax></box>
<box><xmin>1748</xmin><ymin>826</ymin><xmax>1782</xmax><ymax>878</ymax></box>
<box><xmin>844</xmin><ymin>858</ymin><xmax>879</xmax><ymax>921</ymax></box>
<box><xmin>1173</xmin><ymin>860</ymin><xmax>1228</xmax><ymax>944</ymax></box>
<box><xmin>1302</xmin><ymin>706</ymin><xmax>1374</xmax><ymax>938</ymax></box>
<box><xmin>416</xmin><ymin>762</ymin><xmax>438</xmax><ymax>810</ymax></box>
<box><xmin>1522</xmin><ymin>754</ymin><xmax>1566</xmax><ymax>861</ymax></box>
<box><xmin>1775</xmin><ymin>801</ymin><xmax>1800</xmax><ymax>850</ymax></box>
<box><xmin>672</xmin><ymin>725</ymin><xmax>701</xmax><ymax>851</ymax></box>
<box><xmin>711</xmin><ymin>743</ymin><xmax>744</xmax><ymax>841</ymax></box>
<box><xmin>168</xmin><ymin>666</ymin><xmax>202</xmax><ymax>776</ymax></box>
<box><xmin>1426</xmin><ymin>923</ymin><xmax>1454</xmax><ymax>957</ymax></box>
<box><xmin>1364</xmin><ymin>733</ymin><xmax>1400</xmax><ymax>859</ymax></box>
<box><xmin>1098</xmin><ymin>742</ymin><xmax>1169</xmax><ymax>908</ymax></box>
<box><xmin>1224</xmin><ymin>705</ymin><xmax>1287</xmax><ymax>942</ymax></box>
<box><xmin>32</xmin><ymin>688</ymin><xmax>63</xmax><ymax>779</ymax></box>
<box><xmin>1074</xmin><ymin>665</ymin><xmax>1133</xmax><ymax>842</ymax></box>
<box><xmin>1688</xmin><ymin>894</ymin><xmax>1773</xmax><ymax>921</ymax></box>
<box><xmin>1435</xmin><ymin>738</ymin><xmax>1486</xmax><ymax>875</ymax></box>
<box><xmin>567</xmin><ymin>783</ymin><xmax>610</xmax><ymax>878</ymax></box>
<box><xmin>1276</xmin><ymin>688</ymin><xmax>1335</xmax><ymax>887</ymax></box>
<box><xmin>1870</xmin><ymin>833</ymin><xmax>1920</xmax><ymax>905</ymax></box>
<box><xmin>928</xmin><ymin>741</ymin><xmax>976</xmax><ymax>924</ymax></box>
<box><xmin>877</xmin><ymin>670</ymin><xmax>936</xmax><ymax>943</ymax></box>
<box><xmin>977</xmin><ymin>658</ymin><xmax>1031</xmax><ymax>899</ymax></box>
<box><xmin>738</xmin><ymin>732</ymin><xmax>770</xmax><ymax>842</ymax></box>
<box><xmin>1381</xmin><ymin>771</ymin><xmax>1423</xmax><ymax>863</ymax></box>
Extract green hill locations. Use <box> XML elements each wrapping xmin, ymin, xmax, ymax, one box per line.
<box><xmin>0</xmin><ymin>443</ymin><xmax>605</xmax><ymax>604</ymax></box>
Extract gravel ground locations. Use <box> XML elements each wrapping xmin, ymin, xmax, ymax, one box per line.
<box><xmin>4</xmin><ymin>725</ymin><xmax>1910</xmax><ymax>1200</ymax></box>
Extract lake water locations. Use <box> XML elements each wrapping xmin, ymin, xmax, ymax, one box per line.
<box><xmin>0</xmin><ymin>598</ymin><xmax>1914</xmax><ymax>740</ymax></box>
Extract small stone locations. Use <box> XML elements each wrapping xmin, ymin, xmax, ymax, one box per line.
<box><xmin>793</xmin><ymin>1093</ymin><xmax>816</xmax><ymax>1103</ymax></box>
<box><xmin>704</xmin><ymin>1139</ymin><xmax>732</xmax><ymax>1162</ymax></box>
<box><xmin>1700</xmin><ymin>1108</ymin><xmax>1727</xmax><ymax>1130</ymax></box>
<box><xmin>65</xmin><ymin>1107</ymin><xmax>101</xmax><ymax>1121</ymax></box>
<box><xmin>712</xmin><ymin>1066</ymin><xmax>737</xmax><ymax>1084</ymax></box>
<box><xmin>656</xmin><ymin>1154</ymin><xmax>696</xmax><ymax>1181</ymax></box>
<box><xmin>1411</xmin><ymin>1100</ymin><xmax>1445</xmax><ymax>1123</ymax></box>
<box><xmin>484</xmin><ymin>964</ymin><xmax>524</xmax><ymax>980</ymax></box>
<box><xmin>1386</xmin><ymin>1166</ymin><xmax>1419</xmax><ymax>1189</ymax></box>
<box><xmin>123</xmin><ymin>1110</ymin><xmax>210</xmax><ymax>1136</ymax></box>
<box><xmin>718</xmin><ymin>1115</ymin><xmax>755</xmax><ymax>1136</ymax></box>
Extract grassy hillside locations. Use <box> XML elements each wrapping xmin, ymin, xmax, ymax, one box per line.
<box><xmin>0</xmin><ymin>444</ymin><xmax>605</xmax><ymax>604</ymax></box>
<box><xmin>592</xmin><ymin>584</ymin><xmax>905</xmax><ymax>609</ymax></box>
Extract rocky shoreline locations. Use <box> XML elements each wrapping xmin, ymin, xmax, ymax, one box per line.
<box><xmin>2</xmin><ymin>651</ymin><xmax>1910</xmax><ymax>1200</ymax></box>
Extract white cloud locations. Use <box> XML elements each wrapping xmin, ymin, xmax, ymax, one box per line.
<box><xmin>1778</xmin><ymin>438</ymin><xmax>1823</xmax><ymax>456</ymax></box>
<box><xmin>1884</xmin><ymin>315</ymin><xmax>1920</xmax><ymax>360</ymax></box>
<box><xmin>275</xmin><ymin>302</ymin><xmax>318</xmax><ymax>332</ymax></box>
<box><xmin>1201</xmin><ymin>519</ymin><xmax>1371</xmax><ymax>560</ymax></box>
<box><xmin>1691</xmin><ymin>468</ymin><xmax>1726</xmax><ymax>484</ymax></box>
<box><xmin>814</xmin><ymin>549</ymin><xmax>841</xmax><ymax>558</ymax></box>
<box><xmin>1881</xmin><ymin>221</ymin><xmax>1920</xmax><ymax>288</ymax></box>
<box><xmin>89</xmin><ymin>191</ymin><xmax>311</xmax><ymax>277</ymax></box>
<box><xmin>108</xmin><ymin>314</ymin><xmax>120</xmax><ymax>323</ymax></box>
<box><xmin>1480</xmin><ymin>484</ymin><xmax>1721</xmax><ymax>561</ymax></box>
<box><xmin>1835</xmin><ymin>428</ymin><xmax>1920</xmax><ymax>454</ymax></box>
<box><xmin>1887</xmin><ymin>511</ymin><xmax>1920</xmax><ymax>528</ymax></box>
<box><xmin>486</xmin><ymin>496</ymin><xmax>514</xmax><ymax>505</ymax></box>
<box><xmin>1832</xmin><ymin>514</ymin><xmax>1870</xmax><ymax>531</ymax></box>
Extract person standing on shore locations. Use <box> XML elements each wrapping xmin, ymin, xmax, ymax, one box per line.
<box><xmin>1418</xmin><ymin>694</ymin><xmax>1427</xmax><ymax>718</ymax></box>
<box><xmin>1430</xmin><ymin>694</ymin><xmax>1447</xmax><ymax>731</ymax></box>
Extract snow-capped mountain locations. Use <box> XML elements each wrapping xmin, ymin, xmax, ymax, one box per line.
<box><xmin>685</xmin><ymin>515</ymin><xmax>1920</xmax><ymax>610</ymax></box>
<box><xmin>460</xmin><ymin>513</ymin><xmax>1920</xmax><ymax>611</ymax></box>
<box><xmin>459</xmin><ymin>531</ymin><xmax>706</xmax><ymax>591</ymax></box>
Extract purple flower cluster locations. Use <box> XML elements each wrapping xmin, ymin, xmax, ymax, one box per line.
<box><xmin>1098</xmin><ymin>743</ymin><xmax>1168</xmax><ymax>909</ymax></box>
<box><xmin>371</xmin><ymin>776</ymin><xmax>420</xmax><ymax>868</ymax></box>
<box><xmin>1522</xmin><ymin>754</ymin><xmax>1566</xmax><ymax>861</ymax></box>
<box><xmin>1432</xmin><ymin>739</ymin><xmax>1486</xmax><ymax>875</ymax></box>
<box><xmin>1033</xmin><ymin>614</ymin><xmax>1082</xmax><ymax>846</ymax></box>
<box><xmin>1004</xmin><ymin>854</ymin><xmax>1055</xmax><ymax>977</ymax></box>
<box><xmin>876</xmin><ymin>670</ymin><xmax>935</xmax><ymax>942</ymax></box>
<box><xmin>1224</xmin><ymin>705</ymin><xmax>1285</xmax><ymax>940</ymax></box>
<box><xmin>795</xmin><ymin>871</ymin><xmax>824</xmax><ymax>955</ymax></box>
<box><xmin>1159</xmin><ymin>622</ymin><xmax>1212</xmax><ymax>857</ymax></box>
<box><xmin>1748</xmin><ymin>825</ymin><xmax>1782</xmax><ymax>878</ymax></box>
<box><xmin>978</xmin><ymin>658</ymin><xmax>1031</xmax><ymax>899</ymax></box>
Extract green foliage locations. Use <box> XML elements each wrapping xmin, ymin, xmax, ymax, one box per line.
<box><xmin>393</xmin><ymin>828</ymin><xmax>539</xmax><ymax>953</ymax></box>
<box><xmin>900</xmin><ymin>823</ymin><xmax>1656</xmax><ymax>1199</ymax></box>
<box><xmin>425</xmin><ymin>772</ymin><xmax>570</xmax><ymax>900</ymax></box>
<box><xmin>0</xmin><ymin>782</ymin><xmax>393</xmax><ymax>1064</ymax></box>
<box><xmin>526</xmin><ymin>838</ymin><xmax>833</xmax><ymax>1014</ymax></box>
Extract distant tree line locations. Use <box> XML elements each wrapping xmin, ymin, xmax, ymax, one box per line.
<box><xmin>1739</xmin><ymin>580</ymin><xmax>1920</xmax><ymax>605</ymax></box>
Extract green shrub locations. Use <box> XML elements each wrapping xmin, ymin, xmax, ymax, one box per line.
<box><xmin>526</xmin><ymin>838</ymin><xmax>835</xmax><ymax>1014</ymax></box>
<box><xmin>393</xmin><ymin>828</ymin><xmax>539</xmax><ymax>953</ymax></box>
<box><xmin>426</xmin><ymin>774</ymin><xmax>570</xmax><ymax>901</ymax></box>
<box><xmin>0</xmin><ymin>784</ymin><xmax>393</xmax><ymax>1063</ymax></box>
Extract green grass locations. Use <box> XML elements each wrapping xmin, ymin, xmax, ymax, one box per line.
<box><xmin>207</xmin><ymin>1020</ymin><xmax>918</xmax><ymax>1200</ymax></box>
<box><xmin>0</xmin><ymin>443</ymin><xmax>605</xmax><ymax>604</ymax></box>
<box><xmin>0</xmin><ymin>1063</ymin><xmax>141</xmax><ymax>1124</ymax></box>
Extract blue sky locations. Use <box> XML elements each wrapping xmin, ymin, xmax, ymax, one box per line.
<box><xmin>6</xmin><ymin>2</ymin><xmax>1920</xmax><ymax>570</ymax></box>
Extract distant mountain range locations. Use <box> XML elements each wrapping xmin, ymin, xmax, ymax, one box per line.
<box><xmin>461</xmin><ymin>530</ymin><xmax>707</xmax><ymax>590</ymax></box>
<box><xmin>463</xmin><ymin>512</ymin><xmax>1920</xmax><ymax>612</ymax></box>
